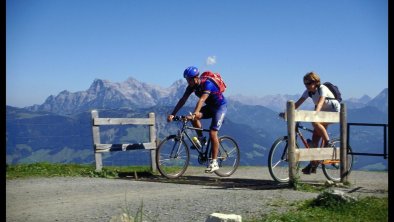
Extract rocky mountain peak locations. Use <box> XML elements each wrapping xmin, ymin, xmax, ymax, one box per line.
<box><xmin>26</xmin><ymin>77</ymin><xmax>189</xmax><ymax>114</ymax></box>
<box><xmin>88</xmin><ymin>79</ymin><xmax>110</xmax><ymax>93</ymax></box>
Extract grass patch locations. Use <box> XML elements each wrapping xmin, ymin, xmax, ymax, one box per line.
<box><xmin>292</xmin><ymin>182</ymin><xmax>326</xmax><ymax>193</ymax></box>
<box><xmin>247</xmin><ymin>196</ymin><xmax>387</xmax><ymax>222</ymax></box>
<box><xmin>6</xmin><ymin>162</ymin><xmax>153</xmax><ymax>179</ymax></box>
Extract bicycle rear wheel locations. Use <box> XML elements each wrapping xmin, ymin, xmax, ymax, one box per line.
<box><xmin>156</xmin><ymin>135</ymin><xmax>190</xmax><ymax>179</ymax></box>
<box><xmin>322</xmin><ymin>138</ymin><xmax>353</xmax><ymax>182</ymax></box>
<box><xmin>213</xmin><ymin>136</ymin><xmax>240</xmax><ymax>177</ymax></box>
<box><xmin>268</xmin><ymin>136</ymin><xmax>300</xmax><ymax>183</ymax></box>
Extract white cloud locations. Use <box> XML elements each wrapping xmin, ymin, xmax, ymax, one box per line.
<box><xmin>206</xmin><ymin>56</ymin><xmax>217</xmax><ymax>65</ymax></box>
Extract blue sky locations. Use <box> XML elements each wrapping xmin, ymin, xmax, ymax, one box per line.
<box><xmin>6</xmin><ymin>0</ymin><xmax>388</xmax><ymax>107</ymax></box>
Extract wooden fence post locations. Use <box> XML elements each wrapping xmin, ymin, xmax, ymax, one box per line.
<box><xmin>340</xmin><ymin>103</ymin><xmax>348</xmax><ymax>183</ymax></box>
<box><xmin>91</xmin><ymin>110</ymin><xmax>103</xmax><ymax>172</ymax></box>
<box><xmin>287</xmin><ymin>101</ymin><xmax>297</xmax><ymax>186</ymax></box>
<box><xmin>149</xmin><ymin>112</ymin><xmax>157</xmax><ymax>172</ymax></box>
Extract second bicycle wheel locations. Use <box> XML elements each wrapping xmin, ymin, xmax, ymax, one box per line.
<box><xmin>322</xmin><ymin>138</ymin><xmax>354</xmax><ymax>182</ymax></box>
<box><xmin>156</xmin><ymin>135</ymin><xmax>190</xmax><ymax>179</ymax></box>
<box><xmin>268</xmin><ymin>136</ymin><xmax>300</xmax><ymax>183</ymax></box>
<box><xmin>214</xmin><ymin>136</ymin><xmax>240</xmax><ymax>177</ymax></box>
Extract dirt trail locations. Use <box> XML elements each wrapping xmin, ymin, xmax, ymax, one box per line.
<box><xmin>6</xmin><ymin>167</ymin><xmax>388</xmax><ymax>222</ymax></box>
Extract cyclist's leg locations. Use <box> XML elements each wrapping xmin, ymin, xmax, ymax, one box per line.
<box><xmin>312</xmin><ymin>122</ymin><xmax>330</xmax><ymax>144</ymax></box>
<box><xmin>305</xmin><ymin>122</ymin><xmax>332</xmax><ymax>174</ymax></box>
<box><xmin>205</xmin><ymin>105</ymin><xmax>226</xmax><ymax>173</ymax></box>
<box><xmin>302</xmin><ymin>127</ymin><xmax>322</xmax><ymax>174</ymax></box>
<box><xmin>209</xmin><ymin>105</ymin><xmax>226</xmax><ymax>160</ymax></box>
<box><xmin>209</xmin><ymin>130</ymin><xmax>219</xmax><ymax>160</ymax></box>
<box><xmin>191</xmin><ymin>108</ymin><xmax>204</xmax><ymax>138</ymax></box>
<box><xmin>318</xmin><ymin>101</ymin><xmax>340</xmax><ymax>146</ymax></box>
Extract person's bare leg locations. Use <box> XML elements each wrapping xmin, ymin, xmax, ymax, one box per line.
<box><xmin>309</xmin><ymin>130</ymin><xmax>321</xmax><ymax>169</ymax></box>
<box><xmin>312</xmin><ymin>122</ymin><xmax>330</xmax><ymax>144</ymax></box>
<box><xmin>191</xmin><ymin>113</ymin><xmax>203</xmax><ymax>138</ymax></box>
<box><xmin>210</xmin><ymin>130</ymin><xmax>219</xmax><ymax>160</ymax></box>
<box><xmin>205</xmin><ymin>129</ymin><xmax>220</xmax><ymax>173</ymax></box>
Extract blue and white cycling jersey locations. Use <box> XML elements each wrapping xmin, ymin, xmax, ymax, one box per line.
<box><xmin>186</xmin><ymin>79</ymin><xmax>227</xmax><ymax>108</ymax></box>
<box><xmin>186</xmin><ymin>79</ymin><xmax>227</xmax><ymax>131</ymax></box>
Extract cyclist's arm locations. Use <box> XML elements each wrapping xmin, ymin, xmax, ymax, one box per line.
<box><xmin>168</xmin><ymin>89</ymin><xmax>193</xmax><ymax>121</ymax></box>
<box><xmin>315</xmin><ymin>96</ymin><xmax>326</xmax><ymax>112</ymax></box>
<box><xmin>294</xmin><ymin>96</ymin><xmax>307</xmax><ymax>109</ymax></box>
<box><xmin>279</xmin><ymin>96</ymin><xmax>306</xmax><ymax>118</ymax></box>
<box><xmin>192</xmin><ymin>91</ymin><xmax>210</xmax><ymax>117</ymax></box>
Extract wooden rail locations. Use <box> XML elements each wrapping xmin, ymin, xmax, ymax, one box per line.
<box><xmin>91</xmin><ymin>110</ymin><xmax>157</xmax><ymax>172</ymax></box>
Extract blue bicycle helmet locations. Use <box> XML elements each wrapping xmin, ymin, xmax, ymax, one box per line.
<box><xmin>183</xmin><ymin>66</ymin><xmax>199</xmax><ymax>78</ymax></box>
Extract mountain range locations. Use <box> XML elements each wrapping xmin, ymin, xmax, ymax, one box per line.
<box><xmin>6</xmin><ymin>77</ymin><xmax>388</xmax><ymax>171</ymax></box>
<box><xmin>25</xmin><ymin>77</ymin><xmax>388</xmax><ymax>114</ymax></box>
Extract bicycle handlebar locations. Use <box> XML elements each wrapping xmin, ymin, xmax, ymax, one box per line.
<box><xmin>173</xmin><ymin>115</ymin><xmax>187</xmax><ymax>121</ymax></box>
<box><xmin>172</xmin><ymin>115</ymin><xmax>210</xmax><ymax>132</ymax></box>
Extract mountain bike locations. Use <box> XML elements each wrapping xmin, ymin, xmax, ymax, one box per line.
<box><xmin>268</xmin><ymin>117</ymin><xmax>353</xmax><ymax>182</ymax></box>
<box><xmin>156</xmin><ymin>115</ymin><xmax>240</xmax><ymax>179</ymax></box>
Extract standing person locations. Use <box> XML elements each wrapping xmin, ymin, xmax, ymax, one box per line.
<box><xmin>167</xmin><ymin>66</ymin><xmax>227</xmax><ymax>173</ymax></box>
<box><xmin>293</xmin><ymin>71</ymin><xmax>341</xmax><ymax>174</ymax></box>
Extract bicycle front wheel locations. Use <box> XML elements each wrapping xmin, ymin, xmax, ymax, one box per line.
<box><xmin>268</xmin><ymin>136</ymin><xmax>300</xmax><ymax>183</ymax></box>
<box><xmin>214</xmin><ymin>136</ymin><xmax>240</xmax><ymax>177</ymax></box>
<box><xmin>268</xmin><ymin>136</ymin><xmax>290</xmax><ymax>182</ymax></box>
<box><xmin>322</xmin><ymin>138</ymin><xmax>354</xmax><ymax>182</ymax></box>
<box><xmin>156</xmin><ymin>135</ymin><xmax>190</xmax><ymax>179</ymax></box>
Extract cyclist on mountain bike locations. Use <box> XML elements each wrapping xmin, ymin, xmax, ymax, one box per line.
<box><xmin>286</xmin><ymin>71</ymin><xmax>341</xmax><ymax>174</ymax></box>
<box><xmin>167</xmin><ymin>66</ymin><xmax>227</xmax><ymax>173</ymax></box>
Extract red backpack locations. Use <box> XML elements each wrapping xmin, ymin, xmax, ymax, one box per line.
<box><xmin>200</xmin><ymin>71</ymin><xmax>227</xmax><ymax>93</ymax></box>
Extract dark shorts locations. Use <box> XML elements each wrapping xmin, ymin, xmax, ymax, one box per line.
<box><xmin>200</xmin><ymin>104</ymin><xmax>227</xmax><ymax>131</ymax></box>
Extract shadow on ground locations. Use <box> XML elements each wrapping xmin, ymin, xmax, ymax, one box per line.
<box><xmin>117</xmin><ymin>172</ymin><xmax>298</xmax><ymax>190</ymax></box>
<box><xmin>115</xmin><ymin>170</ymin><xmax>388</xmax><ymax>196</ymax></box>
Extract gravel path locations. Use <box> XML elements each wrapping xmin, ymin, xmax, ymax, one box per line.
<box><xmin>6</xmin><ymin>167</ymin><xmax>388</xmax><ymax>222</ymax></box>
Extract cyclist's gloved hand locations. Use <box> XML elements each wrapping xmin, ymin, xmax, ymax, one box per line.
<box><xmin>187</xmin><ymin>112</ymin><xmax>197</xmax><ymax>121</ymax></box>
<box><xmin>279</xmin><ymin>112</ymin><xmax>285</xmax><ymax>119</ymax></box>
<box><xmin>185</xmin><ymin>114</ymin><xmax>194</xmax><ymax>121</ymax></box>
<box><xmin>167</xmin><ymin>115</ymin><xmax>174</xmax><ymax>122</ymax></box>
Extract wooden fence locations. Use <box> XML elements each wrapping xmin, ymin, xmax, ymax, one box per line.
<box><xmin>91</xmin><ymin>110</ymin><xmax>157</xmax><ymax>172</ymax></box>
<box><xmin>285</xmin><ymin>101</ymin><xmax>349</xmax><ymax>184</ymax></box>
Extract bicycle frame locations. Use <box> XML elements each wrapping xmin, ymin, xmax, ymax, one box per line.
<box><xmin>295</xmin><ymin>123</ymin><xmax>313</xmax><ymax>149</ymax></box>
<box><xmin>175</xmin><ymin>117</ymin><xmax>212</xmax><ymax>158</ymax></box>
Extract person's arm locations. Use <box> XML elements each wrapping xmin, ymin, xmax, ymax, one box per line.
<box><xmin>192</xmin><ymin>92</ymin><xmax>209</xmax><ymax>117</ymax></box>
<box><xmin>279</xmin><ymin>95</ymin><xmax>306</xmax><ymax>118</ymax></box>
<box><xmin>190</xmin><ymin>81</ymin><xmax>211</xmax><ymax>120</ymax></box>
<box><xmin>315</xmin><ymin>96</ymin><xmax>326</xmax><ymax>112</ymax></box>
<box><xmin>294</xmin><ymin>97</ymin><xmax>307</xmax><ymax>110</ymax></box>
<box><xmin>168</xmin><ymin>89</ymin><xmax>192</xmax><ymax>121</ymax></box>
